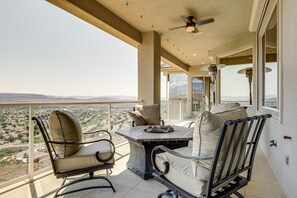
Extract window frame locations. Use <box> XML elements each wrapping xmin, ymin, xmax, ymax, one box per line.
<box><xmin>256</xmin><ymin>0</ymin><xmax>282</xmax><ymax>121</ymax></box>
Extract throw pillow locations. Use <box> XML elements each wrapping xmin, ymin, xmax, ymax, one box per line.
<box><xmin>128</xmin><ymin>111</ymin><xmax>148</xmax><ymax>126</ymax></box>
<box><xmin>191</xmin><ymin>106</ymin><xmax>247</xmax><ymax>180</ymax></box>
<box><xmin>49</xmin><ymin>110</ymin><xmax>82</xmax><ymax>157</ymax></box>
<box><xmin>210</xmin><ymin>102</ymin><xmax>240</xmax><ymax>114</ymax></box>
<box><xmin>135</xmin><ymin>104</ymin><xmax>160</xmax><ymax>125</ymax></box>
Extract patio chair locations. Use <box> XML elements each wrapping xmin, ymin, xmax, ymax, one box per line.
<box><xmin>129</xmin><ymin>104</ymin><xmax>164</xmax><ymax>126</ymax></box>
<box><xmin>187</xmin><ymin>102</ymin><xmax>241</xmax><ymax>128</ymax></box>
<box><xmin>152</xmin><ymin>106</ymin><xmax>271</xmax><ymax>198</ymax></box>
<box><xmin>32</xmin><ymin>110</ymin><xmax>116</xmax><ymax>197</ymax></box>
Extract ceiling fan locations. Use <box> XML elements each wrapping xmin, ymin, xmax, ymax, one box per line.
<box><xmin>169</xmin><ymin>16</ymin><xmax>215</xmax><ymax>33</ymax></box>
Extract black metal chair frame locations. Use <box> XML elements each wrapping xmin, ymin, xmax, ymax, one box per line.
<box><xmin>32</xmin><ymin>115</ymin><xmax>116</xmax><ymax>197</ymax></box>
<box><xmin>152</xmin><ymin>114</ymin><xmax>271</xmax><ymax>198</ymax></box>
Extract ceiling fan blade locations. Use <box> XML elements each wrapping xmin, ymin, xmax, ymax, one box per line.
<box><xmin>192</xmin><ymin>27</ymin><xmax>199</xmax><ymax>33</ymax></box>
<box><xmin>196</xmin><ymin>17</ymin><xmax>215</xmax><ymax>26</ymax></box>
<box><xmin>169</xmin><ymin>26</ymin><xmax>186</xmax><ymax>30</ymax></box>
<box><xmin>180</xmin><ymin>15</ymin><xmax>188</xmax><ymax>23</ymax></box>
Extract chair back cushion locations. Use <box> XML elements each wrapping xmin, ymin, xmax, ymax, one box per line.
<box><xmin>128</xmin><ymin>111</ymin><xmax>148</xmax><ymax>126</ymax></box>
<box><xmin>135</xmin><ymin>104</ymin><xmax>160</xmax><ymax>125</ymax></box>
<box><xmin>210</xmin><ymin>102</ymin><xmax>240</xmax><ymax>114</ymax></box>
<box><xmin>192</xmin><ymin>106</ymin><xmax>247</xmax><ymax>180</ymax></box>
<box><xmin>49</xmin><ymin>110</ymin><xmax>82</xmax><ymax>157</ymax></box>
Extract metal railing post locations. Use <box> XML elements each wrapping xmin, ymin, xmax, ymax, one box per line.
<box><xmin>108</xmin><ymin>104</ymin><xmax>112</xmax><ymax>132</ymax></box>
<box><xmin>167</xmin><ymin>100</ymin><xmax>170</xmax><ymax>124</ymax></box>
<box><xmin>179</xmin><ymin>100</ymin><xmax>182</xmax><ymax>120</ymax></box>
<box><xmin>0</xmin><ymin>100</ymin><xmax>140</xmax><ymax>189</ymax></box>
<box><xmin>28</xmin><ymin>106</ymin><xmax>35</xmax><ymax>181</ymax></box>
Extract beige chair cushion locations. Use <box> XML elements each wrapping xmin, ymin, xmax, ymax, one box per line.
<box><xmin>210</xmin><ymin>103</ymin><xmax>240</xmax><ymax>114</ymax></box>
<box><xmin>135</xmin><ymin>104</ymin><xmax>160</xmax><ymax>125</ymax></box>
<box><xmin>154</xmin><ymin>107</ymin><xmax>247</xmax><ymax>196</ymax></box>
<box><xmin>192</xmin><ymin>107</ymin><xmax>247</xmax><ymax>180</ymax></box>
<box><xmin>156</xmin><ymin>147</ymin><xmax>206</xmax><ymax>197</ymax></box>
<box><xmin>128</xmin><ymin>111</ymin><xmax>148</xmax><ymax>126</ymax></box>
<box><xmin>55</xmin><ymin>140</ymin><xmax>114</xmax><ymax>173</ymax></box>
<box><xmin>49</xmin><ymin>110</ymin><xmax>82</xmax><ymax>157</ymax></box>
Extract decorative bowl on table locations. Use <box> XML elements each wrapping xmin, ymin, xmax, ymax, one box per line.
<box><xmin>144</xmin><ymin>125</ymin><xmax>174</xmax><ymax>133</ymax></box>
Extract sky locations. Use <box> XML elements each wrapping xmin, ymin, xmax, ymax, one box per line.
<box><xmin>221</xmin><ymin>63</ymin><xmax>277</xmax><ymax>98</ymax></box>
<box><xmin>0</xmin><ymin>0</ymin><xmax>138</xmax><ymax>97</ymax></box>
<box><xmin>0</xmin><ymin>1</ymin><xmax>276</xmax><ymax>99</ymax></box>
<box><xmin>221</xmin><ymin>64</ymin><xmax>251</xmax><ymax>97</ymax></box>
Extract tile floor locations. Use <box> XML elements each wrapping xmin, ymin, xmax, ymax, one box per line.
<box><xmin>0</xmin><ymin>142</ymin><xmax>286</xmax><ymax>198</ymax></box>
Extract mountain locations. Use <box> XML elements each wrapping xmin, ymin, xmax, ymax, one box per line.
<box><xmin>0</xmin><ymin>93</ymin><xmax>137</xmax><ymax>103</ymax></box>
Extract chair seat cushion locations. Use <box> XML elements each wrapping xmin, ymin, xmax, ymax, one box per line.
<box><xmin>155</xmin><ymin>147</ymin><xmax>207</xmax><ymax>197</ymax></box>
<box><xmin>55</xmin><ymin>140</ymin><xmax>114</xmax><ymax>173</ymax></box>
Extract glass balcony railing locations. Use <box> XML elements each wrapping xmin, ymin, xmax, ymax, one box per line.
<box><xmin>0</xmin><ymin>101</ymin><xmax>139</xmax><ymax>188</ymax></box>
<box><xmin>161</xmin><ymin>100</ymin><xmax>192</xmax><ymax>124</ymax></box>
<box><xmin>0</xmin><ymin>100</ymin><xmax>195</xmax><ymax>188</ymax></box>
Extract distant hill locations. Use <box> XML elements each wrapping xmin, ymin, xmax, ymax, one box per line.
<box><xmin>0</xmin><ymin>93</ymin><xmax>137</xmax><ymax>103</ymax></box>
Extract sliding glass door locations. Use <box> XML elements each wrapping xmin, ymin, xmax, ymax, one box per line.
<box><xmin>192</xmin><ymin>77</ymin><xmax>210</xmax><ymax>116</ymax></box>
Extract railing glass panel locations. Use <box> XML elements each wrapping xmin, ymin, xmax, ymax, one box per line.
<box><xmin>0</xmin><ymin>106</ymin><xmax>29</xmax><ymax>184</ymax></box>
<box><xmin>0</xmin><ymin>101</ymin><xmax>139</xmax><ymax>187</ymax></box>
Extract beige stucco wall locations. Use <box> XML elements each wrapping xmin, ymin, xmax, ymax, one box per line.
<box><xmin>255</xmin><ymin>1</ymin><xmax>297</xmax><ymax>197</ymax></box>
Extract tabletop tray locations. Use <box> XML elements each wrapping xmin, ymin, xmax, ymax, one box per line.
<box><xmin>144</xmin><ymin>125</ymin><xmax>174</xmax><ymax>133</ymax></box>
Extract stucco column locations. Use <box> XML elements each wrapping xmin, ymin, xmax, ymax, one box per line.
<box><xmin>187</xmin><ymin>74</ymin><xmax>192</xmax><ymax>116</ymax></box>
<box><xmin>138</xmin><ymin>31</ymin><xmax>161</xmax><ymax>105</ymax></box>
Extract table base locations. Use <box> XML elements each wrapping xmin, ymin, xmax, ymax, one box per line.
<box><xmin>126</xmin><ymin>140</ymin><xmax>189</xmax><ymax>180</ymax></box>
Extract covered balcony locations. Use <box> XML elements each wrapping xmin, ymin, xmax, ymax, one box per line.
<box><xmin>0</xmin><ymin>0</ymin><xmax>295</xmax><ymax>197</ymax></box>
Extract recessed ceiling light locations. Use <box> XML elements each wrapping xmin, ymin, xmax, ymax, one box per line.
<box><xmin>193</xmin><ymin>53</ymin><xmax>197</xmax><ymax>56</ymax></box>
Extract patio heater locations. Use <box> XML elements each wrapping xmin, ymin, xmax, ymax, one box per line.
<box><xmin>237</xmin><ymin>67</ymin><xmax>271</xmax><ymax>105</ymax></box>
<box><xmin>201</xmin><ymin>64</ymin><xmax>225</xmax><ymax>105</ymax></box>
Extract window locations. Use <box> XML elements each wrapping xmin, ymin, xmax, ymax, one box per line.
<box><xmin>169</xmin><ymin>74</ymin><xmax>188</xmax><ymax>100</ymax></box>
<box><xmin>221</xmin><ymin>64</ymin><xmax>253</xmax><ymax>106</ymax></box>
<box><xmin>257</xmin><ymin>0</ymin><xmax>280</xmax><ymax>119</ymax></box>
<box><xmin>192</xmin><ymin>77</ymin><xmax>204</xmax><ymax>115</ymax></box>
<box><xmin>264</xmin><ymin>7</ymin><xmax>278</xmax><ymax>109</ymax></box>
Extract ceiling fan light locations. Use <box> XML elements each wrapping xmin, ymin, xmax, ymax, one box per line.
<box><xmin>185</xmin><ymin>25</ymin><xmax>195</xmax><ymax>32</ymax></box>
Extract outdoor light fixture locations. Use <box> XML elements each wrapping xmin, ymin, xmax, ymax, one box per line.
<box><xmin>201</xmin><ymin>64</ymin><xmax>225</xmax><ymax>83</ymax></box>
<box><xmin>237</xmin><ymin>67</ymin><xmax>271</xmax><ymax>105</ymax></box>
<box><xmin>200</xmin><ymin>64</ymin><xmax>225</xmax><ymax>105</ymax></box>
<box><xmin>208</xmin><ymin>64</ymin><xmax>218</xmax><ymax>82</ymax></box>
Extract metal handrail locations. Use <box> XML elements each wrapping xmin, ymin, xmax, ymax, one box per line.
<box><xmin>0</xmin><ymin>100</ymin><xmax>142</xmax><ymax>107</ymax></box>
<box><xmin>0</xmin><ymin>100</ymin><xmax>142</xmax><ymax>189</ymax></box>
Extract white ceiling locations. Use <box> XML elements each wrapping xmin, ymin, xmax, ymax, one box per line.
<box><xmin>97</xmin><ymin>0</ymin><xmax>253</xmax><ymax>67</ymax></box>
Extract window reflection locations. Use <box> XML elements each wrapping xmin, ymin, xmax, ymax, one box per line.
<box><xmin>221</xmin><ymin>64</ymin><xmax>252</xmax><ymax>106</ymax></box>
<box><xmin>264</xmin><ymin>7</ymin><xmax>278</xmax><ymax>109</ymax></box>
